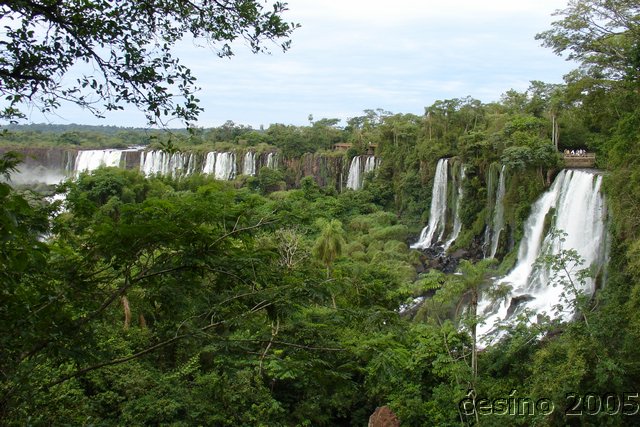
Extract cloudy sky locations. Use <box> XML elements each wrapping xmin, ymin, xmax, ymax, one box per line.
<box><xmin>27</xmin><ymin>0</ymin><xmax>576</xmax><ymax>128</ymax></box>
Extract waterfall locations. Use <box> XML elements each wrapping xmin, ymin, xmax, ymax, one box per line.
<box><xmin>243</xmin><ymin>151</ymin><xmax>256</xmax><ymax>176</ymax></box>
<box><xmin>444</xmin><ymin>164</ymin><xmax>466</xmax><ymax>250</ymax></box>
<box><xmin>347</xmin><ymin>155</ymin><xmax>378</xmax><ymax>190</ymax></box>
<box><xmin>186</xmin><ymin>153</ymin><xmax>198</xmax><ymax>175</ymax></box>
<box><xmin>485</xmin><ymin>165</ymin><xmax>507</xmax><ymax>258</ymax></box>
<box><xmin>478</xmin><ymin>169</ymin><xmax>608</xmax><ymax>340</ymax></box>
<box><xmin>266</xmin><ymin>152</ymin><xmax>278</xmax><ymax>169</ymax></box>
<box><xmin>74</xmin><ymin>149</ymin><xmax>124</xmax><ymax>174</ymax></box>
<box><xmin>488</xmin><ymin>165</ymin><xmax>507</xmax><ymax>258</ymax></box>
<box><xmin>202</xmin><ymin>152</ymin><xmax>216</xmax><ymax>175</ymax></box>
<box><xmin>346</xmin><ymin>156</ymin><xmax>362</xmax><ymax>190</ymax></box>
<box><xmin>412</xmin><ymin>158</ymin><xmax>449</xmax><ymax>249</ymax></box>
<box><xmin>215</xmin><ymin>152</ymin><xmax>236</xmax><ymax>180</ymax></box>
<box><xmin>364</xmin><ymin>155</ymin><xmax>377</xmax><ymax>174</ymax></box>
<box><xmin>202</xmin><ymin>152</ymin><xmax>236</xmax><ymax>180</ymax></box>
<box><xmin>140</xmin><ymin>151</ymin><xmax>187</xmax><ymax>177</ymax></box>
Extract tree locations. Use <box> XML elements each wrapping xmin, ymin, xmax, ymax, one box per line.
<box><xmin>313</xmin><ymin>219</ymin><xmax>345</xmax><ymax>280</ymax></box>
<box><xmin>536</xmin><ymin>0</ymin><xmax>640</xmax><ymax>83</ymax></box>
<box><xmin>0</xmin><ymin>1</ymin><xmax>298</xmax><ymax>125</ymax></box>
<box><xmin>455</xmin><ymin>259</ymin><xmax>497</xmax><ymax>381</ymax></box>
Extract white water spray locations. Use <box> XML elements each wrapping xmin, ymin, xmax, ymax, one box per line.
<box><xmin>202</xmin><ymin>152</ymin><xmax>236</xmax><ymax>180</ymax></box>
<box><xmin>478</xmin><ymin>169</ymin><xmax>608</xmax><ymax>340</ymax></box>
<box><xmin>412</xmin><ymin>158</ymin><xmax>449</xmax><ymax>249</ymax></box>
<box><xmin>346</xmin><ymin>156</ymin><xmax>362</xmax><ymax>190</ymax></box>
<box><xmin>243</xmin><ymin>151</ymin><xmax>256</xmax><ymax>176</ymax></box>
<box><xmin>444</xmin><ymin>165</ymin><xmax>466</xmax><ymax>250</ymax></box>
<box><xmin>74</xmin><ymin>150</ymin><xmax>124</xmax><ymax>175</ymax></box>
<box><xmin>488</xmin><ymin>165</ymin><xmax>506</xmax><ymax>258</ymax></box>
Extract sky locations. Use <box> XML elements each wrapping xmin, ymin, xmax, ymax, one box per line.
<box><xmin>21</xmin><ymin>0</ymin><xmax>577</xmax><ymax>129</ymax></box>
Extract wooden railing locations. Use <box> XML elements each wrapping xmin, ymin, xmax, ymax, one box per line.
<box><xmin>563</xmin><ymin>153</ymin><xmax>596</xmax><ymax>168</ymax></box>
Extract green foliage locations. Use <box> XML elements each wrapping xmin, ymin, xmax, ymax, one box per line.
<box><xmin>0</xmin><ymin>1</ymin><xmax>297</xmax><ymax>125</ymax></box>
<box><xmin>536</xmin><ymin>0</ymin><xmax>640</xmax><ymax>83</ymax></box>
<box><xmin>8</xmin><ymin>2</ymin><xmax>640</xmax><ymax>423</ymax></box>
<box><xmin>312</xmin><ymin>219</ymin><xmax>346</xmax><ymax>278</ymax></box>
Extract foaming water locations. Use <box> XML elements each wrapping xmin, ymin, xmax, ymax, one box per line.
<box><xmin>478</xmin><ymin>169</ymin><xmax>608</xmax><ymax>341</ymax></box>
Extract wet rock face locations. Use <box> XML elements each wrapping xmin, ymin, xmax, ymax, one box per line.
<box><xmin>282</xmin><ymin>153</ymin><xmax>344</xmax><ymax>189</ymax></box>
<box><xmin>368</xmin><ymin>406</ymin><xmax>400</xmax><ymax>427</ymax></box>
<box><xmin>418</xmin><ymin>246</ymin><xmax>463</xmax><ymax>274</ymax></box>
<box><xmin>0</xmin><ymin>147</ymin><xmax>75</xmax><ymax>185</ymax></box>
<box><xmin>0</xmin><ymin>147</ymin><xmax>74</xmax><ymax>169</ymax></box>
<box><xmin>415</xmin><ymin>234</ymin><xmax>486</xmax><ymax>274</ymax></box>
<box><xmin>506</xmin><ymin>294</ymin><xmax>535</xmax><ymax>318</ymax></box>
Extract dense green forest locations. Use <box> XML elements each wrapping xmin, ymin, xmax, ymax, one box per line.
<box><xmin>3</xmin><ymin>0</ymin><xmax>640</xmax><ymax>426</ymax></box>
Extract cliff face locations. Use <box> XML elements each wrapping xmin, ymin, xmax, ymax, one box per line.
<box><xmin>0</xmin><ymin>147</ymin><xmax>75</xmax><ymax>169</ymax></box>
<box><xmin>0</xmin><ymin>147</ymin><xmax>76</xmax><ymax>185</ymax></box>
<box><xmin>282</xmin><ymin>153</ymin><xmax>345</xmax><ymax>189</ymax></box>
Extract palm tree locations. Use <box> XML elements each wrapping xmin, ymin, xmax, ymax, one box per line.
<box><xmin>313</xmin><ymin>219</ymin><xmax>345</xmax><ymax>279</ymax></box>
<box><xmin>313</xmin><ymin>219</ymin><xmax>345</xmax><ymax>308</ymax></box>
<box><xmin>455</xmin><ymin>259</ymin><xmax>497</xmax><ymax>380</ymax></box>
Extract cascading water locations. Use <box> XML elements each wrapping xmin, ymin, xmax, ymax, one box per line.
<box><xmin>347</xmin><ymin>155</ymin><xmax>379</xmax><ymax>190</ymax></box>
<box><xmin>484</xmin><ymin>165</ymin><xmax>507</xmax><ymax>258</ymax></box>
<box><xmin>140</xmin><ymin>150</ymin><xmax>187</xmax><ymax>177</ymax></box>
<box><xmin>412</xmin><ymin>158</ymin><xmax>449</xmax><ymax>249</ymax></box>
<box><xmin>202</xmin><ymin>152</ymin><xmax>216</xmax><ymax>175</ymax></box>
<box><xmin>243</xmin><ymin>151</ymin><xmax>256</xmax><ymax>176</ymax></box>
<box><xmin>186</xmin><ymin>153</ymin><xmax>198</xmax><ymax>175</ymax></box>
<box><xmin>74</xmin><ymin>149</ymin><xmax>124</xmax><ymax>174</ymax></box>
<box><xmin>346</xmin><ymin>156</ymin><xmax>362</xmax><ymax>190</ymax></box>
<box><xmin>266</xmin><ymin>152</ymin><xmax>278</xmax><ymax>169</ymax></box>
<box><xmin>444</xmin><ymin>165</ymin><xmax>466</xmax><ymax>250</ymax></box>
<box><xmin>364</xmin><ymin>155</ymin><xmax>377</xmax><ymax>174</ymax></box>
<box><xmin>201</xmin><ymin>152</ymin><xmax>236</xmax><ymax>180</ymax></box>
<box><xmin>214</xmin><ymin>152</ymin><xmax>236</xmax><ymax>180</ymax></box>
<box><xmin>478</xmin><ymin>169</ymin><xmax>608</xmax><ymax>341</ymax></box>
<box><xmin>489</xmin><ymin>166</ymin><xmax>507</xmax><ymax>258</ymax></box>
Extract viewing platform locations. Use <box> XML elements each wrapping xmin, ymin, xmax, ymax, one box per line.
<box><xmin>563</xmin><ymin>152</ymin><xmax>596</xmax><ymax>168</ymax></box>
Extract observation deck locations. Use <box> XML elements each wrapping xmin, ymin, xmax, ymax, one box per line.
<box><xmin>563</xmin><ymin>152</ymin><xmax>596</xmax><ymax>168</ymax></box>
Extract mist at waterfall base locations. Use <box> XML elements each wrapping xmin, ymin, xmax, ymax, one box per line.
<box><xmin>5</xmin><ymin>165</ymin><xmax>67</xmax><ymax>186</ymax></box>
<box><xmin>411</xmin><ymin>161</ymin><xmax>608</xmax><ymax>342</ymax></box>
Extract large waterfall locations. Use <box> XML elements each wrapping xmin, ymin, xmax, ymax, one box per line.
<box><xmin>412</xmin><ymin>158</ymin><xmax>449</xmax><ymax>249</ymax></box>
<box><xmin>243</xmin><ymin>151</ymin><xmax>256</xmax><ymax>176</ymax></box>
<box><xmin>202</xmin><ymin>152</ymin><xmax>237</xmax><ymax>180</ymax></box>
<box><xmin>478</xmin><ymin>169</ymin><xmax>608</xmax><ymax>340</ymax></box>
<box><xmin>346</xmin><ymin>156</ymin><xmax>362</xmax><ymax>190</ymax></box>
<box><xmin>346</xmin><ymin>155</ymin><xmax>378</xmax><ymax>190</ymax></box>
<box><xmin>215</xmin><ymin>152</ymin><xmax>236</xmax><ymax>180</ymax></box>
<box><xmin>140</xmin><ymin>150</ymin><xmax>197</xmax><ymax>177</ymax></box>
<box><xmin>74</xmin><ymin>149</ymin><xmax>124</xmax><ymax>174</ymax></box>
<box><xmin>412</xmin><ymin>158</ymin><xmax>465</xmax><ymax>249</ymax></box>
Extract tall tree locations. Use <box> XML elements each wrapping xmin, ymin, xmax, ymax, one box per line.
<box><xmin>313</xmin><ymin>219</ymin><xmax>345</xmax><ymax>280</ymax></box>
<box><xmin>0</xmin><ymin>1</ymin><xmax>298</xmax><ymax>125</ymax></box>
<box><xmin>536</xmin><ymin>0</ymin><xmax>640</xmax><ymax>83</ymax></box>
<box><xmin>455</xmin><ymin>259</ymin><xmax>497</xmax><ymax>381</ymax></box>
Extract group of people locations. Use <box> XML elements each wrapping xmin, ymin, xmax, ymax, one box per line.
<box><xmin>564</xmin><ymin>149</ymin><xmax>588</xmax><ymax>156</ymax></box>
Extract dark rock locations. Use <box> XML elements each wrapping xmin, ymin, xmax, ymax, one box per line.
<box><xmin>450</xmin><ymin>248</ymin><xmax>468</xmax><ymax>259</ymax></box>
<box><xmin>506</xmin><ymin>294</ymin><xmax>534</xmax><ymax>318</ymax></box>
